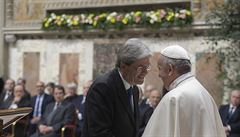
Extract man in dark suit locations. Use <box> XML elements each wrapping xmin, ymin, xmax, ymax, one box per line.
<box><xmin>82</xmin><ymin>38</ymin><xmax>152</xmax><ymax>137</ymax></box>
<box><xmin>0</xmin><ymin>79</ymin><xmax>15</xmax><ymax>109</ymax></box>
<box><xmin>31</xmin><ymin>85</ymin><xmax>75</xmax><ymax>137</ymax></box>
<box><xmin>29</xmin><ymin>81</ymin><xmax>54</xmax><ymax>136</ymax></box>
<box><xmin>75</xmin><ymin>80</ymin><xmax>92</xmax><ymax>136</ymax></box>
<box><xmin>139</xmin><ymin>89</ymin><xmax>161</xmax><ymax>136</ymax></box>
<box><xmin>219</xmin><ymin>89</ymin><xmax>240</xmax><ymax>137</ymax></box>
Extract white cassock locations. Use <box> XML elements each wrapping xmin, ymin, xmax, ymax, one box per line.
<box><xmin>142</xmin><ymin>73</ymin><xmax>226</xmax><ymax>137</ymax></box>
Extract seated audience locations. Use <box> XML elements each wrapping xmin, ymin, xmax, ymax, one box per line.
<box><xmin>219</xmin><ymin>89</ymin><xmax>240</xmax><ymax>137</ymax></box>
<box><xmin>31</xmin><ymin>85</ymin><xmax>75</xmax><ymax>137</ymax></box>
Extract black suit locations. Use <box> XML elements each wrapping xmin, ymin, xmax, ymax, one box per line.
<box><xmin>81</xmin><ymin>68</ymin><xmax>140</xmax><ymax>137</ymax></box>
<box><xmin>219</xmin><ymin>104</ymin><xmax>240</xmax><ymax>137</ymax></box>
<box><xmin>0</xmin><ymin>90</ymin><xmax>14</xmax><ymax>109</ymax></box>
<box><xmin>31</xmin><ymin>101</ymin><xmax>75</xmax><ymax>137</ymax></box>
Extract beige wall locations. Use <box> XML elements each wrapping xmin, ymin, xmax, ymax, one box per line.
<box><xmin>0</xmin><ymin>0</ymin><xmax>5</xmax><ymax>76</ymax></box>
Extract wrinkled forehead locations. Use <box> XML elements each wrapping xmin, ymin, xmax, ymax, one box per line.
<box><xmin>157</xmin><ymin>54</ymin><xmax>166</xmax><ymax>65</ymax></box>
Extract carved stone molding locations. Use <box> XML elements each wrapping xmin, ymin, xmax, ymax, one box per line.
<box><xmin>45</xmin><ymin>0</ymin><xmax>191</xmax><ymax>10</ymax></box>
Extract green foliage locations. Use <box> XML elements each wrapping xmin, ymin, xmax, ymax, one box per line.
<box><xmin>206</xmin><ymin>0</ymin><xmax>240</xmax><ymax>90</ymax></box>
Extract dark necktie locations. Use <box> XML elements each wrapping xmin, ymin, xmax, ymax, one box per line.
<box><xmin>228</xmin><ymin>106</ymin><xmax>234</xmax><ymax>118</ymax></box>
<box><xmin>46</xmin><ymin>103</ymin><xmax>59</xmax><ymax>125</ymax></box>
<box><xmin>127</xmin><ymin>87</ymin><xmax>134</xmax><ymax>113</ymax></box>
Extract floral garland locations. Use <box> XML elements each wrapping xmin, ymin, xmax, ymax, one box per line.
<box><xmin>42</xmin><ymin>8</ymin><xmax>193</xmax><ymax>31</ymax></box>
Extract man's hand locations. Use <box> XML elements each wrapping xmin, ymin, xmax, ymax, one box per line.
<box><xmin>224</xmin><ymin>126</ymin><xmax>230</xmax><ymax>136</ymax></box>
<box><xmin>31</xmin><ymin>117</ymin><xmax>41</xmax><ymax>124</ymax></box>
<box><xmin>39</xmin><ymin>125</ymin><xmax>53</xmax><ymax>134</ymax></box>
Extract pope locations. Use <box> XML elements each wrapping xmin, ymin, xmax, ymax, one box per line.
<box><xmin>142</xmin><ymin>45</ymin><xmax>226</xmax><ymax>137</ymax></box>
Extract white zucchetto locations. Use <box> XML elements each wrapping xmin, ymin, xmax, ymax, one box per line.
<box><xmin>161</xmin><ymin>45</ymin><xmax>190</xmax><ymax>60</ymax></box>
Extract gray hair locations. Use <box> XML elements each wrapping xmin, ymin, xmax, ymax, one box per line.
<box><xmin>115</xmin><ymin>38</ymin><xmax>152</xmax><ymax>67</ymax></box>
<box><xmin>163</xmin><ymin>56</ymin><xmax>192</xmax><ymax>74</ymax></box>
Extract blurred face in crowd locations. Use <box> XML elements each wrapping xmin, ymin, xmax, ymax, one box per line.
<box><xmin>54</xmin><ymin>88</ymin><xmax>65</xmax><ymax>103</ymax></box>
<box><xmin>230</xmin><ymin>90</ymin><xmax>240</xmax><ymax>107</ymax></box>
<box><xmin>67</xmin><ymin>87</ymin><xmax>77</xmax><ymax>97</ymax></box>
<box><xmin>17</xmin><ymin>78</ymin><xmax>26</xmax><ymax>87</ymax></box>
<box><xmin>121</xmin><ymin>56</ymin><xmax>151</xmax><ymax>85</ymax></box>
<box><xmin>36</xmin><ymin>81</ymin><xmax>45</xmax><ymax>94</ymax></box>
<box><xmin>4</xmin><ymin>79</ymin><xmax>15</xmax><ymax>91</ymax></box>
<box><xmin>149</xmin><ymin>89</ymin><xmax>161</xmax><ymax>108</ymax></box>
<box><xmin>14</xmin><ymin>85</ymin><xmax>24</xmax><ymax>98</ymax></box>
<box><xmin>144</xmin><ymin>85</ymin><xmax>155</xmax><ymax>98</ymax></box>
<box><xmin>83</xmin><ymin>80</ymin><xmax>92</xmax><ymax>96</ymax></box>
<box><xmin>45</xmin><ymin>85</ymin><xmax>54</xmax><ymax>95</ymax></box>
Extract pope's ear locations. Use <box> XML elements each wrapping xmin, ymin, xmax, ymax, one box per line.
<box><xmin>168</xmin><ymin>64</ymin><xmax>174</xmax><ymax>76</ymax></box>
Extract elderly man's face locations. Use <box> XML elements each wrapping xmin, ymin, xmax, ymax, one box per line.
<box><xmin>121</xmin><ymin>56</ymin><xmax>151</xmax><ymax>85</ymax></box>
<box><xmin>36</xmin><ymin>82</ymin><xmax>45</xmax><ymax>94</ymax></box>
<box><xmin>157</xmin><ymin>55</ymin><xmax>171</xmax><ymax>87</ymax></box>
<box><xmin>149</xmin><ymin>90</ymin><xmax>161</xmax><ymax>108</ymax></box>
<box><xmin>14</xmin><ymin>85</ymin><xmax>24</xmax><ymax>98</ymax></box>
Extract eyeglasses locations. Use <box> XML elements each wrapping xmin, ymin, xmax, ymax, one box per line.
<box><xmin>136</xmin><ymin>65</ymin><xmax>151</xmax><ymax>73</ymax></box>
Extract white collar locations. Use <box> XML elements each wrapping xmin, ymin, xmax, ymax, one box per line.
<box><xmin>118</xmin><ymin>69</ymin><xmax>131</xmax><ymax>91</ymax></box>
<box><xmin>168</xmin><ymin>72</ymin><xmax>194</xmax><ymax>91</ymax></box>
<box><xmin>230</xmin><ymin>104</ymin><xmax>237</xmax><ymax>109</ymax></box>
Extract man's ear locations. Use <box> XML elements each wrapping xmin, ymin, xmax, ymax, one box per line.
<box><xmin>168</xmin><ymin>64</ymin><xmax>174</xmax><ymax>76</ymax></box>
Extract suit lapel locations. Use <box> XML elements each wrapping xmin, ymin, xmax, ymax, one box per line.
<box><xmin>112</xmin><ymin>69</ymin><xmax>135</xmax><ymax>124</ymax></box>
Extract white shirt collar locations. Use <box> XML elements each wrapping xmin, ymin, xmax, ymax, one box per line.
<box><xmin>118</xmin><ymin>69</ymin><xmax>131</xmax><ymax>91</ymax></box>
<box><xmin>230</xmin><ymin>104</ymin><xmax>236</xmax><ymax>109</ymax></box>
<box><xmin>168</xmin><ymin>72</ymin><xmax>194</xmax><ymax>91</ymax></box>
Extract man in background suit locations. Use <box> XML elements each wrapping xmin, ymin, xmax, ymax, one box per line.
<box><xmin>219</xmin><ymin>89</ymin><xmax>240</xmax><ymax>137</ymax></box>
<box><xmin>0</xmin><ymin>79</ymin><xmax>15</xmax><ymax>109</ymax></box>
<box><xmin>29</xmin><ymin>81</ymin><xmax>54</xmax><ymax>136</ymax></box>
<box><xmin>76</xmin><ymin>80</ymin><xmax>92</xmax><ymax>136</ymax></box>
<box><xmin>139</xmin><ymin>89</ymin><xmax>161</xmax><ymax>136</ymax></box>
<box><xmin>31</xmin><ymin>85</ymin><xmax>75</xmax><ymax>137</ymax></box>
<box><xmin>82</xmin><ymin>38</ymin><xmax>152</xmax><ymax>137</ymax></box>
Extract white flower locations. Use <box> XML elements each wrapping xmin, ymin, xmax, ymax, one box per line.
<box><xmin>150</xmin><ymin>19</ymin><xmax>154</xmax><ymax>24</ymax></box>
<box><xmin>175</xmin><ymin>13</ymin><xmax>179</xmax><ymax>17</ymax></box>
<box><xmin>109</xmin><ymin>12</ymin><xmax>117</xmax><ymax>17</ymax></box>
<box><xmin>67</xmin><ymin>19</ymin><xmax>71</xmax><ymax>23</ymax></box>
<box><xmin>62</xmin><ymin>14</ymin><xmax>66</xmax><ymax>19</ymax></box>
<box><xmin>180</xmin><ymin>9</ymin><xmax>186</xmax><ymax>14</ymax></box>
<box><xmin>50</xmin><ymin>13</ymin><xmax>56</xmax><ymax>19</ymax></box>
